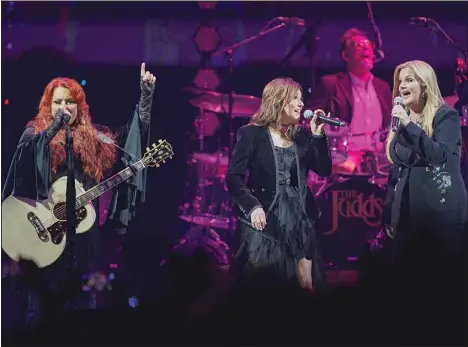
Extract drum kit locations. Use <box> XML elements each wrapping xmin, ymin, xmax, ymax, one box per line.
<box><xmin>306</xmin><ymin>123</ymin><xmax>393</xmax><ymax>268</ymax></box>
<box><xmin>178</xmin><ymin>87</ymin><xmax>262</xmax><ymax>232</ymax></box>
<box><xmin>307</xmin><ymin>123</ymin><xmax>392</xmax><ymax>196</ymax></box>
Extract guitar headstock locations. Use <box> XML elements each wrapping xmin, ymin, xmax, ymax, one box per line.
<box><xmin>143</xmin><ymin>140</ymin><xmax>174</xmax><ymax>167</ymax></box>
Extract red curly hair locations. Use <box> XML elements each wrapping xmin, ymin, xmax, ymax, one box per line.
<box><xmin>27</xmin><ymin>77</ymin><xmax>116</xmax><ymax>182</ymax></box>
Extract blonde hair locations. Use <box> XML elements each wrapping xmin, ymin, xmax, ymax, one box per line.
<box><xmin>251</xmin><ymin>77</ymin><xmax>302</xmax><ymax>139</ymax></box>
<box><xmin>385</xmin><ymin>60</ymin><xmax>445</xmax><ymax>163</ymax></box>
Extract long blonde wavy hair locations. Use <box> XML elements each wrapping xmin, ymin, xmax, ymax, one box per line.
<box><xmin>250</xmin><ymin>77</ymin><xmax>302</xmax><ymax>139</ymax></box>
<box><xmin>385</xmin><ymin>60</ymin><xmax>445</xmax><ymax>163</ymax></box>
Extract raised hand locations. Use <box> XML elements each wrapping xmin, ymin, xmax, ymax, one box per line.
<box><xmin>139</xmin><ymin>63</ymin><xmax>156</xmax><ymax>122</ymax></box>
<box><xmin>141</xmin><ymin>62</ymin><xmax>156</xmax><ymax>85</ymax></box>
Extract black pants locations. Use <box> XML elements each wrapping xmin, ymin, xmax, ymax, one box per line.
<box><xmin>392</xmin><ymin>219</ymin><xmax>468</xmax><ymax>344</ymax></box>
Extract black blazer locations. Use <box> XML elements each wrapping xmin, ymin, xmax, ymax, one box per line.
<box><xmin>226</xmin><ymin>124</ymin><xmax>332</xmax><ymax>221</ymax></box>
<box><xmin>389</xmin><ymin>104</ymin><xmax>467</xmax><ymax>227</ymax></box>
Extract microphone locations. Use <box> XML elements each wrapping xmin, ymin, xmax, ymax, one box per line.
<box><xmin>277</xmin><ymin>16</ymin><xmax>305</xmax><ymax>26</ymax></box>
<box><xmin>303</xmin><ymin>109</ymin><xmax>346</xmax><ymax>127</ymax></box>
<box><xmin>391</xmin><ymin>96</ymin><xmax>404</xmax><ymax>132</ymax></box>
<box><xmin>366</xmin><ymin>1</ymin><xmax>385</xmax><ymax>63</ymax></box>
<box><xmin>97</xmin><ymin>132</ymin><xmax>141</xmax><ymax>162</ymax></box>
<box><xmin>409</xmin><ymin>17</ymin><xmax>432</xmax><ymax>26</ymax></box>
<box><xmin>56</xmin><ymin>108</ymin><xmax>70</xmax><ymax>123</ymax></box>
<box><xmin>374</xmin><ymin>50</ymin><xmax>385</xmax><ymax>63</ymax></box>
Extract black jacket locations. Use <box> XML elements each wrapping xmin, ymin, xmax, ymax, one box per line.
<box><xmin>389</xmin><ymin>104</ymin><xmax>467</xmax><ymax>227</ymax></box>
<box><xmin>226</xmin><ymin>124</ymin><xmax>332</xmax><ymax>221</ymax></box>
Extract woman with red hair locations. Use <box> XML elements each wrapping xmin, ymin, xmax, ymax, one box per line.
<box><xmin>2</xmin><ymin>63</ymin><xmax>156</xmax><ymax>328</ymax></box>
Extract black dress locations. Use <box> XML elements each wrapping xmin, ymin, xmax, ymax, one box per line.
<box><xmin>23</xmin><ymin>159</ymin><xmax>101</xmax><ymax>324</ymax></box>
<box><xmin>235</xmin><ymin>145</ymin><xmax>323</xmax><ymax>287</ymax></box>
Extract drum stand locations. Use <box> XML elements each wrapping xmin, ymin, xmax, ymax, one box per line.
<box><xmin>196</xmin><ymin>108</ymin><xmax>205</xmax><ymax>152</ymax></box>
<box><xmin>179</xmin><ymin>106</ymin><xmax>235</xmax><ymax>236</ymax></box>
<box><xmin>315</xmin><ymin>175</ymin><xmax>351</xmax><ymax>198</ymax></box>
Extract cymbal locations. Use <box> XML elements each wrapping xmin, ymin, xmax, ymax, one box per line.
<box><xmin>189</xmin><ymin>91</ymin><xmax>261</xmax><ymax>118</ymax></box>
<box><xmin>182</xmin><ymin>86</ymin><xmax>209</xmax><ymax>95</ymax></box>
<box><xmin>191</xmin><ymin>152</ymin><xmax>229</xmax><ymax>167</ymax></box>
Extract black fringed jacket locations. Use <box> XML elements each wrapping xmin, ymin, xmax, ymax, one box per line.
<box><xmin>226</xmin><ymin>124</ymin><xmax>332</xmax><ymax>221</ymax></box>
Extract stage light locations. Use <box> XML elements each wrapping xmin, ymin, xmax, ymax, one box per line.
<box><xmin>80</xmin><ymin>80</ymin><xmax>87</xmax><ymax>86</ymax></box>
<box><xmin>197</xmin><ymin>1</ymin><xmax>218</xmax><ymax>9</ymax></box>
<box><xmin>4</xmin><ymin>99</ymin><xmax>10</xmax><ymax>105</ymax></box>
<box><xmin>128</xmin><ymin>296</ymin><xmax>139</xmax><ymax>308</ymax></box>
<box><xmin>193</xmin><ymin>25</ymin><xmax>221</xmax><ymax>53</ymax></box>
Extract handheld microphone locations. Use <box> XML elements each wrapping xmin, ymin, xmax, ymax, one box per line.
<box><xmin>97</xmin><ymin>132</ymin><xmax>141</xmax><ymax>162</ymax></box>
<box><xmin>391</xmin><ymin>96</ymin><xmax>404</xmax><ymax>132</ymax></box>
<box><xmin>56</xmin><ymin>108</ymin><xmax>70</xmax><ymax>123</ymax></box>
<box><xmin>303</xmin><ymin>109</ymin><xmax>346</xmax><ymax>127</ymax></box>
<box><xmin>277</xmin><ymin>16</ymin><xmax>305</xmax><ymax>26</ymax></box>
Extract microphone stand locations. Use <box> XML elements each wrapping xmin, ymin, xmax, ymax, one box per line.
<box><xmin>420</xmin><ymin>19</ymin><xmax>467</xmax><ymax>59</ymax></box>
<box><xmin>417</xmin><ymin>19</ymin><xmax>468</xmax><ymax>121</ymax></box>
<box><xmin>281</xmin><ymin>24</ymin><xmax>319</xmax><ymax>87</ymax></box>
<box><xmin>212</xmin><ymin>20</ymin><xmax>289</xmax><ymax>232</ymax></box>
<box><xmin>64</xmin><ymin>122</ymin><xmax>77</xmax><ymax>274</ymax></box>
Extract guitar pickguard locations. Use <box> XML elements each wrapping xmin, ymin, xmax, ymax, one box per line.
<box><xmin>47</xmin><ymin>206</ymin><xmax>88</xmax><ymax>245</ymax></box>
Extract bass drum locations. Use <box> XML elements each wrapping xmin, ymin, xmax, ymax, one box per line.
<box><xmin>314</xmin><ymin>177</ymin><xmax>387</xmax><ymax>269</ymax></box>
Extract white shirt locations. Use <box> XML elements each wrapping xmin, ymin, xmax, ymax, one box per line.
<box><xmin>347</xmin><ymin>73</ymin><xmax>383</xmax><ymax>152</ymax></box>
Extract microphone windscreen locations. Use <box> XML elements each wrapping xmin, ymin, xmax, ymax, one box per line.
<box><xmin>393</xmin><ymin>96</ymin><xmax>403</xmax><ymax>105</ymax></box>
<box><xmin>303</xmin><ymin>110</ymin><xmax>314</xmax><ymax>119</ymax></box>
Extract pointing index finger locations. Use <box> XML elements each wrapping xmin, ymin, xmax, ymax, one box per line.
<box><xmin>141</xmin><ymin>62</ymin><xmax>146</xmax><ymax>77</ymax></box>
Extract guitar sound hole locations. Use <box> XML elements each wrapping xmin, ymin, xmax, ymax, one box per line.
<box><xmin>52</xmin><ymin>202</ymin><xmax>67</xmax><ymax>222</ymax></box>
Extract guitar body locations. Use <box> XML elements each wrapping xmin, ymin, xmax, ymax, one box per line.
<box><xmin>2</xmin><ymin>139</ymin><xmax>174</xmax><ymax>268</ymax></box>
<box><xmin>2</xmin><ymin>177</ymin><xmax>96</xmax><ymax>268</ymax></box>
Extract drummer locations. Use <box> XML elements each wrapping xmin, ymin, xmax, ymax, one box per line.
<box><xmin>307</xmin><ymin>28</ymin><xmax>392</xmax><ymax>173</ymax></box>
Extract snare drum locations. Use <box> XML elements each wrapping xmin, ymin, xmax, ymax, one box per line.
<box><xmin>179</xmin><ymin>152</ymin><xmax>233</xmax><ymax>230</ymax></box>
<box><xmin>332</xmin><ymin>128</ymin><xmax>390</xmax><ymax>177</ymax></box>
<box><xmin>315</xmin><ymin>177</ymin><xmax>386</xmax><ymax>268</ymax></box>
<box><xmin>332</xmin><ymin>150</ymin><xmax>378</xmax><ymax>177</ymax></box>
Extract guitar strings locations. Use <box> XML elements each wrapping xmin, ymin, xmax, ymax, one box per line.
<box><xmin>41</xmin><ymin>145</ymin><xmax>172</xmax><ymax>228</ymax></box>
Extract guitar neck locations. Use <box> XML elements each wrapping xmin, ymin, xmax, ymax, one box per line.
<box><xmin>76</xmin><ymin>160</ymin><xmax>146</xmax><ymax>209</ymax></box>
